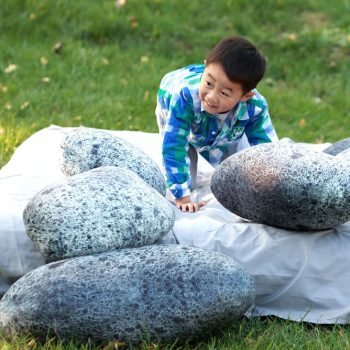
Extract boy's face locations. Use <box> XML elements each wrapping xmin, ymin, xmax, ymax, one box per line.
<box><xmin>199</xmin><ymin>63</ymin><xmax>254</xmax><ymax>115</ymax></box>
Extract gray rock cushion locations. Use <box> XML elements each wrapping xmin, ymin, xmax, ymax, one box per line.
<box><xmin>323</xmin><ymin>137</ymin><xmax>350</xmax><ymax>156</ymax></box>
<box><xmin>60</xmin><ymin>127</ymin><xmax>166</xmax><ymax>196</ymax></box>
<box><xmin>23</xmin><ymin>166</ymin><xmax>175</xmax><ymax>262</ymax></box>
<box><xmin>211</xmin><ymin>142</ymin><xmax>350</xmax><ymax>231</ymax></box>
<box><xmin>0</xmin><ymin>245</ymin><xmax>254</xmax><ymax>344</ymax></box>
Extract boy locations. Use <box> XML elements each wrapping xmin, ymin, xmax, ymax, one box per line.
<box><xmin>156</xmin><ymin>36</ymin><xmax>278</xmax><ymax>212</ymax></box>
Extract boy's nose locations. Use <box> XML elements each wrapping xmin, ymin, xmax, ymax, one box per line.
<box><xmin>208</xmin><ymin>91</ymin><xmax>218</xmax><ymax>102</ymax></box>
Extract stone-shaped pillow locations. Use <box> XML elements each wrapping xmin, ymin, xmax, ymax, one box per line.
<box><xmin>323</xmin><ymin>137</ymin><xmax>350</xmax><ymax>156</ymax></box>
<box><xmin>23</xmin><ymin>166</ymin><xmax>175</xmax><ymax>262</ymax></box>
<box><xmin>211</xmin><ymin>142</ymin><xmax>350</xmax><ymax>231</ymax></box>
<box><xmin>60</xmin><ymin>127</ymin><xmax>166</xmax><ymax>196</ymax></box>
<box><xmin>0</xmin><ymin>245</ymin><xmax>254</xmax><ymax>344</ymax></box>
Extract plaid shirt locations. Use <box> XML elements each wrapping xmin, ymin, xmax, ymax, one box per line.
<box><xmin>156</xmin><ymin>64</ymin><xmax>278</xmax><ymax>199</ymax></box>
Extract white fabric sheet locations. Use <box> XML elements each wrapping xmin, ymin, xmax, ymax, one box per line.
<box><xmin>1</xmin><ymin>125</ymin><xmax>349</xmax><ymax>324</ymax></box>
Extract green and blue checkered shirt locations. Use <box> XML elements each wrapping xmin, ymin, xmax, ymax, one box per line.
<box><xmin>156</xmin><ymin>64</ymin><xmax>278</xmax><ymax>199</ymax></box>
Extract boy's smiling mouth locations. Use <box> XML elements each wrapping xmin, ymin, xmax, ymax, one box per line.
<box><xmin>204</xmin><ymin>99</ymin><xmax>218</xmax><ymax>110</ymax></box>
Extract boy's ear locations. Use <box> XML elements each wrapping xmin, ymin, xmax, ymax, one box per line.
<box><xmin>240</xmin><ymin>91</ymin><xmax>255</xmax><ymax>102</ymax></box>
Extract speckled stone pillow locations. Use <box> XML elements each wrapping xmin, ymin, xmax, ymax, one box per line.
<box><xmin>211</xmin><ymin>141</ymin><xmax>350</xmax><ymax>231</ymax></box>
<box><xmin>60</xmin><ymin>127</ymin><xmax>167</xmax><ymax>196</ymax></box>
<box><xmin>0</xmin><ymin>245</ymin><xmax>254</xmax><ymax>344</ymax></box>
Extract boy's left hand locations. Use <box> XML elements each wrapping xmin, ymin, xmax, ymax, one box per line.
<box><xmin>175</xmin><ymin>195</ymin><xmax>207</xmax><ymax>213</ymax></box>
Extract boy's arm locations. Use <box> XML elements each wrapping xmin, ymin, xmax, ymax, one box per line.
<box><xmin>160</xmin><ymin>88</ymin><xmax>193</xmax><ymax>198</ymax></box>
<box><xmin>244</xmin><ymin>98</ymin><xmax>278</xmax><ymax>145</ymax></box>
<box><xmin>160</xmin><ymin>88</ymin><xmax>206</xmax><ymax>212</ymax></box>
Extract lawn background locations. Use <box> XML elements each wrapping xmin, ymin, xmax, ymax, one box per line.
<box><xmin>1</xmin><ymin>0</ymin><xmax>350</xmax><ymax>167</ymax></box>
<box><xmin>1</xmin><ymin>0</ymin><xmax>350</xmax><ymax>348</ymax></box>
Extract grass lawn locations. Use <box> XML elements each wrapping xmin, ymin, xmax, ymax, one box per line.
<box><xmin>1</xmin><ymin>0</ymin><xmax>350</xmax><ymax>348</ymax></box>
<box><xmin>2</xmin><ymin>317</ymin><xmax>350</xmax><ymax>349</ymax></box>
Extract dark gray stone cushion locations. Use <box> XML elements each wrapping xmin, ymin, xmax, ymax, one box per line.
<box><xmin>60</xmin><ymin>127</ymin><xmax>166</xmax><ymax>196</ymax></box>
<box><xmin>0</xmin><ymin>245</ymin><xmax>254</xmax><ymax>344</ymax></box>
<box><xmin>23</xmin><ymin>166</ymin><xmax>175</xmax><ymax>262</ymax></box>
<box><xmin>323</xmin><ymin>137</ymin><xmax>350</xmax><ymax>156</ymax></box>
<box><xmin>211</xmin><ymin>142</ymin><xmax>350</xmax><ymax>231</ymax></box>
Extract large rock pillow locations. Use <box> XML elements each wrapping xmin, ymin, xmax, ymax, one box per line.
<box><xmin>23</xmin><ymin>166</ymin><xmax>175</xmax><ymax>261</ymax></box>
<box><xmin>0</xmin><ymin>245</ymin><xmax>254</xmax><ymax>344</ymax></box>
<box><xmin>211</xmin><ymin>142</ymin><xmax>350</xmax><ymax>231</ymax></box>
<box><xmin>60</xmin><ymin>127</ymin><xmax>166</xmax><ymax>196</ymax></box>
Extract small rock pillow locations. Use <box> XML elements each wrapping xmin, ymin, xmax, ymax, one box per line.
<box><xmin>60</xmin><ymin>127</ymin><xmax>166</xmax><ymax>196</ymax></box>
<box><xmin>323</xmin><ymin>137</ymin><xmax>350</xmax><ymax>156</ymax></box>
<box><xmin>23</xmin><ymin>166</ymin><xmax>175</xmax><ymax>262</ymax></box>
<box><xmin>211</xmin><ymin>141</ymin><xmax>350</xmax><ymax>231</ymax></box>
<box><xmin>0</xmin><ymin>245</ymin><xmax>254</xmax><ymax>344</ymax></box>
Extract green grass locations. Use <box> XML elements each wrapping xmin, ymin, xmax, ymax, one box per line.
<box><xmin>2</xmin><ymin>317</ymin><xmax>350</xmax><ymax>349</ymax></box>
<box><xmin>1</xmin><ymin>0</ymin><xmax>350</xmax><ymax>348</ymax></box>
<box><xmin>1</xmin><ymin>0</ymin><xmax>350</xmax><ymax>166</ymax></box>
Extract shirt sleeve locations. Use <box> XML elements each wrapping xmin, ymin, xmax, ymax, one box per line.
<box><xmin>244</xmin><ymin>99</ymin><xmax>278</xmax><ymax>145</ymax></box>
<box><xmin>160</xmin><ymin>88</ymin><xmax>194</xmax><ymax>199</ymax></box>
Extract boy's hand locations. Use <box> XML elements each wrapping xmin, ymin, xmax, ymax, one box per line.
<box><xmin>175</xmin><ymin>195</ymin><xmax>207</xmax><ymax>213</ymax></box>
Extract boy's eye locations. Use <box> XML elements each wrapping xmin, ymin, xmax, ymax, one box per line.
<box><xmin>221</xmin><ymin>91</ymin><xmax>230</xmax><ymax>97</ymax></box>
<box><xmin>205</xmin><ymin>80</ymin><xmax>212</xmax><ymax>87</ymax></box>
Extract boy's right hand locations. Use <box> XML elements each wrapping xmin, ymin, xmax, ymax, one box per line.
<box><xmin>175</xmin><ymin>195</ymin><xmax>207</xmax><ymax>213</ymax></box>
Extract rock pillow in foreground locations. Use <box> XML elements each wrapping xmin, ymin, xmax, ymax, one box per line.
<box><xmin>211</xmin><ymin>142</ymin><xmax>350</xmax><ymax>231</ymax></box>
<box><xmin>23</xmin><ymin>166</ymin><xmax>175</xmax><ymax>262</ymax></box>
<box><xmin>60</xmin><ymin>127</ymin><xmax>166</xmax><ymax>196</ymax></box>
<box><xmin>0</xmin><ymin>245</ymin><xmax>254</xmax><ymax>344</ymax></box>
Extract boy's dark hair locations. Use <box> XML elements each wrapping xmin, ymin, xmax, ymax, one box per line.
<box><xmin>206</xmin><ymin>36</ymin><xmax>266</xmax><ymax>93</ymax></box>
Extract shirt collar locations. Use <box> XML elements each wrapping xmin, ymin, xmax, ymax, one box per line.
<box><xmin>216</xmin><ymin>110</ymin><xmax>231</xmax><ymax>121</ymax></box>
